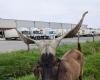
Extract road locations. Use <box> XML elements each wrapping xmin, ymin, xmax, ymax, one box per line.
<box><xmin>0</xmin><ymin>36</ymin><xmax>100</xmax><ymax>53</ymax></box>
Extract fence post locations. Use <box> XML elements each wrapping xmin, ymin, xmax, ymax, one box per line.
<box><xmin>92</xmin><ymin>31</ymin><xmax>95</xmax><ymax>42</ymax></box>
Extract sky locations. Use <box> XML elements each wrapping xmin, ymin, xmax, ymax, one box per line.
<box><xmin>0</xmin><ymin>0</ymin><xmax>100</xmax><ymax>29</ymax></box>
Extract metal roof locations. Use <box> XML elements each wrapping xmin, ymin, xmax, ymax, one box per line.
<box><xmin>0</xmin><ymin>18</ymin><xmax>87</xmax><ymax>30</ymax></box>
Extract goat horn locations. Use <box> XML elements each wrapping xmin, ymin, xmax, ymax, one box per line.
<box><xmin>15</xmin><ymin>28</ymin><xmax>43</xmax><ymax>51</ymax></box>
<box><xmin>52</xmin><ymin>11</ymin><xmax>88</xmax><ymax>48</ymax></box>
<box><xmin>15</xmin><ymin>28</ymin><xmax>35</xmax><ymax>44</ymax></box>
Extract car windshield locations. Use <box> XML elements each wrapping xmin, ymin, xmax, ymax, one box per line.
<box><xmin>22</xmin><ymin>31</ymin><xmax>30</xmax><ymax>35</ymax></box>
<box><xmin>49</xmin><ymin>31</ymin><xmax>56</xmax><ymax>34</ymax></box>
<box><xmin>33</xmin><ymin>31</ymin><xmax>43</xmax><ymax>34</ymax></box>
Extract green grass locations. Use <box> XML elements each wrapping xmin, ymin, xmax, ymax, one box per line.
<box><xmin>83</xmin><ymin>52</ymin><xmax>100</xmax><ymax>80</ymax></box>
<box><xmin>16</xmin><ymin>75</ymin><xmax>34</xmax><ymax>80</ymax></box>
<box><xmin>0</xmin><ymin>41</ymin><xmax>100</xmax><ymax>80</ymax></box>
<box><xmin>81</xmin><ymin>41</ymin><xmax>100</xmax><ymax>56</ymax></box>
<box><xmin>16</xmin><ymin>52</ymin><xmax>100</xmax><ymax>80</ymax></box>
<box><xmin>0</xmin><ymin>50</ymin><xmax>40</xmax><ymax>79</ymax></box>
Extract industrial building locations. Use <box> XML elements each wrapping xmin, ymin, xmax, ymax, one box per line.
<box><xmin>0</xmin><ymin>18</ymin><xmax>87</xmax><ymax>39</ymax></box>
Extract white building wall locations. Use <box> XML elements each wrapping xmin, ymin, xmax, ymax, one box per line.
<box><xmin>49</xmin><ymin>22</ymin><xmax>62</xmax><ymax>29</ymax></box>
<box><xmin>0</xmin><ymin>18</ymin><xmax>87</xmax><ymax>32</ymax></box>
<box><xmin>62</xmin><ymin>23</ymin><xmax>72</xmax><ymax>32</ymax></box>
<box><xmin>34</xmin><ymin>21</ymin><xmax>50</xmax><ymax>28</ymax></box>
<box><xmin>0</xmin><ymin>19</ymin><xmax>16</xmax><ymax>28</ymax></box>
<box><xmin>16</xmin><ymin>20</ymin><xmax>34</xmax><ymax>29</ymax></box>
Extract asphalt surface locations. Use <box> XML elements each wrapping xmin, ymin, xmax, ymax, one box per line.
<box><xmin>0</xmin><ymin>36</ymin><xmax>100</xmax><ymax>53</ymax></box>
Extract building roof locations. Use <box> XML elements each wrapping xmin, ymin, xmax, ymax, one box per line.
<box><xmin>0</xmin><ymin>18</ymin><xmax>87</xmax><ymax>29</ymax></box>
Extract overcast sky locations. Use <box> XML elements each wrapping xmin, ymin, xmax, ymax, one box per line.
<box><xmin>0</xmin><ymin>0</ymin><xmax>99</xmax><ymax>28</ymax></box>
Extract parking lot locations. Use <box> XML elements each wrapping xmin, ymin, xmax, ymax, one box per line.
<box><xmin>0</xmin><ymin>36</ymin><xmax>100</xmax><ymax>53</ymax></box>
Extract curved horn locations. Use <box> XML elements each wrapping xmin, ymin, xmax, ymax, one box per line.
<box><xmin>52</xmin><ymin>11</ymin><xmax>88</xmax><ymax>48</ymax></box>
<box><xmin>15</xmin><ymin>28</ymin><xmax>35</xmax><ymax>44</ymax></box>
<box><xmin>15</xmin><ymin>28</ymin><xmax>43</xmax><ymax>51</ymax></box>
<box><xmin>15</xmin><ymin>28</ymin><xmax>55</xmax><ymax>54</ymax></box>
<box><xmin>64</xmin><ymin>11</ymin><xmax>88</xmax><ymax>38</ymax></box>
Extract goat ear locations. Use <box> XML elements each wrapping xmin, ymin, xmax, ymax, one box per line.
<box><xmin>34</xmin><ymin>62</ymin><xmax>42</xmax><ymax>80</ymax></box>
<box><xmin>52</xmin><ymin>11</ymin><xmax>88</xmax><ymax>49</ymax></box>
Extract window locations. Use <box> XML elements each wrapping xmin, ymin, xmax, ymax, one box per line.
<box><xmin>33</xmin><ymin>31</ymin><xmax>43</xmax><ymax>34</ymax></box>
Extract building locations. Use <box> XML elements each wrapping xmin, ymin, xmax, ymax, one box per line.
<box><xmin>0</xmin><ymin>18</ymin><xmax>87</xmax><ymax>38</ymax></box>
<box><xmin>0</xmin><ymin>18</ymin><xmax>16</xmax><ymax>38</ymax></box>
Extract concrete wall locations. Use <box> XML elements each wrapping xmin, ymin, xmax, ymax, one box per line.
<box><xmin>0</xmin><ymin>18</ymin><xmax>87</xmax><ymax>31</ymax></box>
<box><xmin>49</xmin><ymin>22</ymin><xmax>62</xmax><ymax>29</ymax></box>
<box><xmin>0</xmin><ymin>19</ymin><xmax>16</xmax><ymax>28</ymax></box>
<box><xmin>16</xmin><ymin>20</ymin><xmax>34</xmax><ymax>29</ymax></box>
<box><xmin>34</xmin><ymin>21</ymin><xmax>50</xmax><ymax>28</ymax></box>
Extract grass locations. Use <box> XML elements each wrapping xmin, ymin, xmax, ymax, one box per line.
<box><xmin>81</xmin><ymin>41</ymin><xmax>100</xmax><ymax>56</ymax></box>
<box><xmin>16</xmin><ymin>75</ymin><xmax>34</xmax><ymax>80</ymax></box>
<box><xmin>83</xmin><ymin>52</ymin><xmax>100</xmax><ymax>80</ymax></box>
<box><xmin>16</xmin><ymin>52</ymin><xmax>100</xmax><ymax>80</ymax></box>
<box><xmin>0</xmin><ymin>50</ymin><xmax>40</xmax><ymax>80</ymax></box>
<box><xmin>0</xmin><ymin>41</ymin><xmax>100</xmax><ymax>80</ymax></box>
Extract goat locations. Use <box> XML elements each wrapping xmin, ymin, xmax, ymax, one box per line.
<box><xmin>34</xmin><ymin>34</ymin><xmax>83</xmax><ymax>80</ymax></box>
<box><xmin>58</xmin><ymin>48</ymin><xmax>83</xmax><ymax>80</ymax></box>
<box><xmin>56</xmin><ymin>32</ymin><xmax>83</xmax><ymax>80</ymax></box>
<box><xmin>16</xmin><ymin>11</ymin><xmax>88</xmax><ymax>80</ymax></box>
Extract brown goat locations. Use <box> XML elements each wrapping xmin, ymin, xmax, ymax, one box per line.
<box><xmin>58</xmin><ymin>31</ymin><xmax>83</xmax><ymax>80</ymax></box>
<box><xmin>16</xmin><ymin>11</ymin><xmax>88</xmax><ymax>80</ymax></box>
<box><xmin>58</xmin><ymin>49</ymin><xmax>83</xmax><ymax>80</ymax></box>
